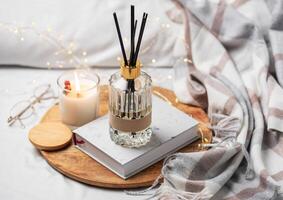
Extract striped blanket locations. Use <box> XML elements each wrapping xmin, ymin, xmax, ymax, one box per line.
<box><xmin>152</xmin><ymin>0</ymin><xmax>283</xmax><ymax>199</ymax></box>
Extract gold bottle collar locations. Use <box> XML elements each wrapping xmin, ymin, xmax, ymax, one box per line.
<box><xmin>120</xmin><ymin>60</ymin><xmax>141</xmax><ymax>80</ymax></box>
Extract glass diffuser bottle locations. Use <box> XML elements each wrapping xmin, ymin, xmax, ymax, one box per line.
<box><xmin>109</xmin><ymin>61</ymin><xmax>152</xmax><ymax>147</ymax></box>
<box><xmin>111</xmin><ymin>5</ymin><xmax>151</xmax><ymax>147</ymax></box>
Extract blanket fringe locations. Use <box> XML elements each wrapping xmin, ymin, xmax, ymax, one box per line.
<box><xmin>126</xmin><ymin>113</ymin><xmax>254</xmax><ymax>199</ymax></box>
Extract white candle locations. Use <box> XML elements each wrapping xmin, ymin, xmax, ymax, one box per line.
<box><xmin>57</xmin><ymin>70</ymin><xmax>100</xmax><ymax>127</ymax></box>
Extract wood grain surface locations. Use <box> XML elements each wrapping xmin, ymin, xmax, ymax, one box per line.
<box><xmin>38</xmin><ymin>85</ymin><xmax>211</xmax><ymax>188</ymax></box>
<box><xmin>29</xmin><ymin>122</ymin><xmax>72</xmax><ymax>151</ymax></box>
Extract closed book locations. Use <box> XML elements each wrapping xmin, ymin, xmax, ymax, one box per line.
<box><xmin>73</xmin><ymin>96</ymin><xmax>198</xmax><ymax>179</ymax></box>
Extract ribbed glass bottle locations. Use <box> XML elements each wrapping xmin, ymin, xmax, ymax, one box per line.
<box><xmin>109</xmin><ymin>70</ymin><xmax>152</xmax><ymax>148</ymax></box>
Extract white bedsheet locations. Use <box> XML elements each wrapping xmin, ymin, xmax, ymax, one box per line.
<box><xmin>0</xmin><ymin>67</ymin><xmax>173</xmax><ymax>200</ymax></box>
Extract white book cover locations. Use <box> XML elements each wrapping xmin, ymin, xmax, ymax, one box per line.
<box><xmin>73</xmin><ymin>96</ymin><xmax>199</xmax><ymax>179</ymax></box>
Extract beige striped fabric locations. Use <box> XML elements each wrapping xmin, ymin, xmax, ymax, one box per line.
<box><xmin>147</xmin><ymin>0</ymin><xmax>283</xmax><ymax>199</ymax></box>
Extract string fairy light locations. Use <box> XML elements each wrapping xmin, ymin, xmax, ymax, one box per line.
<box><xmin>134</xmin><ymin>15</ymin><xmax>191</xmax><ymax>67</ymax></box>
<box><xmin>0</xmin><ymin>14</ymin><xmax>188</xmax><ymax>68</ymax></box>
<box><xmin>0</xmin><ymin>12</ymin><xmax>190</xmax><ymax>95</ymax></box>
<box><xmin>0</xmin><ymin>11</ymin><xmax>191</xmax><ymax>99</ymax></box>
<box><xmin>0</xmin><ymin>21</ymin><xmax>87</xmax><ymax>69</ymax></box>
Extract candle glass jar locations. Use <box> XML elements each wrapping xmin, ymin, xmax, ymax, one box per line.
<box><xmin>109</xmin><ymin>62</ymin><xmax>152</xmax><ymax>148</ymax></box>
<box><xmin>57</xmin><ymin>70</ymin><xmax>100</xmax><ymax>127</ymax></box>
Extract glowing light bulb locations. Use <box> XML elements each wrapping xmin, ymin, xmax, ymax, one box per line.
<box><xmin>47</xmin><ymin>27</ymin><xmax>52</xmax><ymax>32</ymax></box>
<box><xmin>69</xmin><ymin>42</ymin><xmax>74</xmax><ymax>47</ymax></box>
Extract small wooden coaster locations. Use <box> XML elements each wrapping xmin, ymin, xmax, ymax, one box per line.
<box><xmin>29</xmin><ymin>122</ymin><xmax>72</xmax><ymax>151</ymax></box>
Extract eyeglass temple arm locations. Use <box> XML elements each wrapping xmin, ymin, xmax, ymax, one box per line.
<box><xmin>7</xmin><ymin>84</ymin><xmax>52</xmax><ymax>126</ymax></box>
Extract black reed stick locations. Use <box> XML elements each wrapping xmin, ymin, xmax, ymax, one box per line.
<box><xmin>113</xmin><ymin>12</ymin><xmax>128</xmax><ymax>66</ymax></box>
<box><xmin>128</xmin><ymin>6</ymin><xmax>136</xmax><ymax>118</ymax></box>
<box><xmin>132</xmin><ymin>19</ymin><xmax>137</xmax><ymax>63</ymax></box>
<box><xmin>127</xmin><ymin>6</ymin><xmax>136</xmax><ymax>92</ymax></box>
<box><xmin>134</xmin><ymin>20</ymin><xmax>137</xmax><ymax>39</ymax></box>
<box><xmin>129</xmin><ymin>5</ymin><xmax>135</xmax><ymax>67</ymax></box>
<box><xmin>133</xmin><ymin>13</ymin><xmax>148</xmax><ymax>65</ymax></box>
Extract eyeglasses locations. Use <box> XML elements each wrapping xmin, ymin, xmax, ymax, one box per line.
<box><xmin>7</xmin><ymin>84</ymin><xmax>57</xmax><ymax>127</ymax></box>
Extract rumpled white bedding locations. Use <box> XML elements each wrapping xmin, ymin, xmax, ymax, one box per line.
<box><xmin>0</xmin><ymin>67</ymin><xmax>173</xmax><ymax>200</ymax></box>
<box><xmin>0</xmin><ymin>0</ymin><xmax>182</xmax><ymax>68</ymax></box>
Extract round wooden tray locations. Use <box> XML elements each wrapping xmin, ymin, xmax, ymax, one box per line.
<box><xmin>39</xmin><ymin>85</ymin><xmax>211</xmax><ymax>189</ymax></box>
